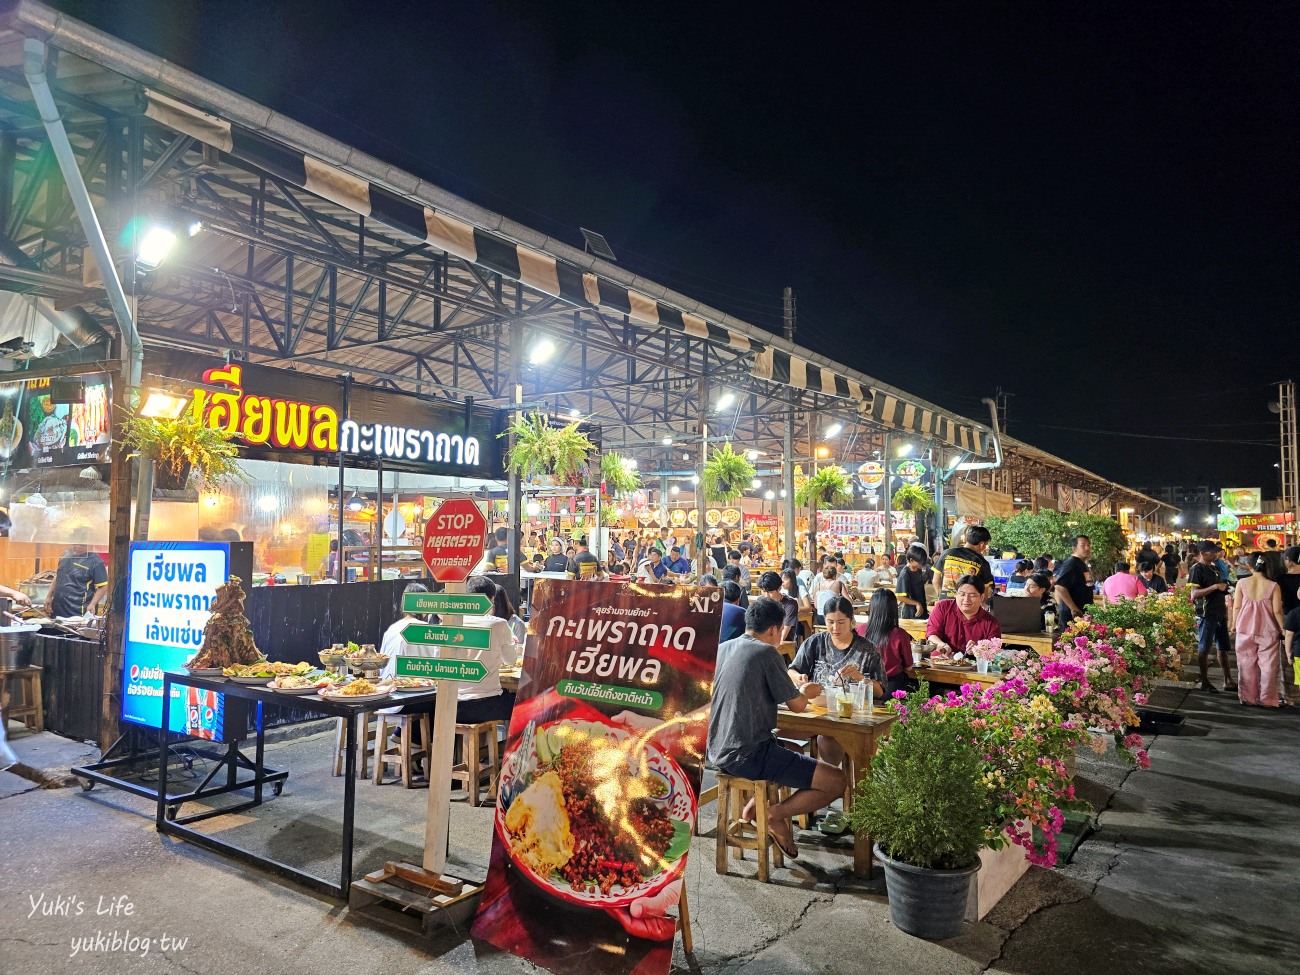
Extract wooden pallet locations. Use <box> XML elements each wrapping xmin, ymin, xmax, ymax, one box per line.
<box><xmin>349</xmin><ymin>861</ymin><xmax>484</xmax><ymax>937</ymax></box>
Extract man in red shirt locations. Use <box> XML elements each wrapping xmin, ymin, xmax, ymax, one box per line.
<box><xmin>926</xmin><ymin>575</ymin><xmax>1001</xmax><ymax>654</ymax></box>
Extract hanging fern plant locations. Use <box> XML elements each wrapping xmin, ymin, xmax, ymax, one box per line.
<box><xmin>701</xmin><ymin>441</ymin><xmax>755</xmax><ymax>504</ymax></box>
<box><xmin>892</xmin><ymin>482</ymin><xmax>938</xmax><ymax>514</ymax></box>
<box><xmin>796</xmin><ymin>465</ymin><xmax>852</xmax><ymax>508</ymax></box>
<box><xmin>600</xmin><ymin>451</ymin><xmax>641</xmax><ymax>497</ymax></box>
<box><xmin>500</xmin><ymin>411</ymin><xmax>594</xmax><ymax>483</ymax></box>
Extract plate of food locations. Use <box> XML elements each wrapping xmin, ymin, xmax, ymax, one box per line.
<box><xmin>184</xmin><ymin>665</ymin><xmax>224</xmax><ymax>677</ymax></box>
<box><xmin>390</xmin><ymin>676</ymin><xmax>438</xmax><ymax>693</ymax></box>
<box><xmin>319</xmin><ymin>678</ymin><xmax>392</xmax><ymax>703</ymax></box>
<box><xmin>495</xmin><ymin>717</ymin><xmax>694</xmax><ymax>909</ymax></box>
<box><xmin>267</xmin><ymin>672</ymin><xmax>329</xmax><ymax>694</ymax></box>
<box><xmin>223</xmin><ymin>661</ymin><xmax>313</xmax><ymax>683</ymax></box>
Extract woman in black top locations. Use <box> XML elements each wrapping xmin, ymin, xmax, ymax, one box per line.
<box><xmin>788</xmin><ymin>596</ymin><xmax>884</xmax><ymax>769</ymax></box>
<box><xmin>541</xmin><ymin>538</ymin><xmax>570</xmax><ymax>573</ymax></box>
<box><xmin>1161</xmin><ymin>544</ymin><xmax>1181</xmax><ymax>586</ymax></box>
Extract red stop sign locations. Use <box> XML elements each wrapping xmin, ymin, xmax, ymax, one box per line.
<box><xmin>422</xmin><ymin>498</ymin><xmax>489</xmax><ymax>583</ymax></box>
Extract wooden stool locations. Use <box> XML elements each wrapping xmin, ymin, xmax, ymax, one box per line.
<box><xmin>0</xmin><ymin>666</ymin><xmax>43</xmax><ymax>733</ymax></box>
<box><xmin>715</xmin><ymin>773</ymin><xmax>787</xmax><ymax>882</ymax></box>
<box><xmin>332</xmin><ymin>711</ymin><xmax>378</xmax><ymax>779</ymax></box>
<box><xmin>373</xmin><ymin>713</ymin><xmax>431</xmax><ymax>788</ymax></box>
<box><xmin>450</xmin><ymin>720</ymin><xmax>502</xmax><ymax>806</ymax></box>
<box><xmin>677</xmin><ymin>883</ymin><xmax>693</xmax><ymax>953</ymax></box>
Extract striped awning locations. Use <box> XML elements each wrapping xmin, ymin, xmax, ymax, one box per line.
<box><xmin>144</xmin><ymin>89</ymin><xmax>992</xmax><ymax>458</ymax></box>
<box><xmin>144</xmin><ymin>90</ymin><xmax>763</xmax><ymax>357</ymax></box>
<box><xmin>753</xmin><ymin>347</ymin><xmax>989</xmax><ymax>456</ymax></box>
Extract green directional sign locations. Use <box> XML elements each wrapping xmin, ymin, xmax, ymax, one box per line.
<box><xmin>402</xmin><ymin>591</ymin><xmax>492</xmax><ymax>616</ymax></box>
<box><xmin>401</xmin><ymin>622</ymin><xmax>492</xmax><ymax>650</ymax></box>
<box><xmin>395</xmin><ymin>656</ymin><xmax>489</xmax><ymax>683</ymax></box>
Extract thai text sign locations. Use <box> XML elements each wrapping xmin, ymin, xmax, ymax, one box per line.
<box><xmin>123</xmin><ymin>541</ymin><xmax>229</xmax><ymax>737</ymax></box>
<box><xmin>395</xmin><ymin>656</ymin><xmax>488</xmax><ymax>682</ymax></box>
<box><xmin>472</xmin><ymin>580</ymin><xmax>721</xmax><ymax>975</ymax></box>
<box><xmin>402</xmin><ymin>591</ymin><xmax>493</xmax><ymax>615</ymax></box>
<box><xmin>401</xmin><ymin>622</ymin><xmax>493</xmax><ymax>649</ymax></box>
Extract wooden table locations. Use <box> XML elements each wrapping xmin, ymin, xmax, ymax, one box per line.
<box><xmin>913</xmin><ymin>662</ymin><xmax>1000</xmax><ymax>688</ymax></box>
<box><xmin>500</xmin><ymin>668</ymin><xmax>520</xmax><ymax>693</ymax></box>
<box><xmin>775</xmin><ymin>705</ymin><xmax>895</xmax><ymax>877</ymax></box>
<box><xmin>898</xmin><ymin>617</ymin><xmax>1056</xmax><ymax>655</ymax></box>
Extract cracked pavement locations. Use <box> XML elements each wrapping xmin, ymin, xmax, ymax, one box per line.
<box><xmin>2</xmin><ymin>680</ymin><xmax>1297</xmax><ymax>974</ymax></box>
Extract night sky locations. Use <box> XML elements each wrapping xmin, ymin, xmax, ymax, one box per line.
<box><xmin>54</xmin><ymin>1</ymin><xmax>1299</xmax><ymax>493</ymax></box>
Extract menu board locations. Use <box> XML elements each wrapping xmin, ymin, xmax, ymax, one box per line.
<box><xmin>472</xmin><ymin>580</ymin><xmax>719</xmax><ymax>975</ymax></box>
<box><xmin>0</xmin><ymin>372</ymin><xmax>112</xmax><ymax>468</ymax></box>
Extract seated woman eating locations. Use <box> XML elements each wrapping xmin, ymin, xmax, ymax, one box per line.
<box><xmin>926</xmin><ymin>574</ymin><xmax>1002</xmax><ymax>655</ymax></box>
<box><xmin>856</xmin><ymin>588</ymin><xmax>917</xmax><ymax>698</ymax></box>
<box><xmin>788</xmin><ymin>596</ymin><xmax>885</xmax><ymax>768</ymax></box>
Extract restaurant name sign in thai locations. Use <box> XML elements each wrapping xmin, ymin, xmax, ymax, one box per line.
<box><xmin>152</xmin><ymin>352</ymin><xmax>506</xmax><ymax>479</ymax></box>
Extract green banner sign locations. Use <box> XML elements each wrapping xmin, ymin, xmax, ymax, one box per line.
<box><xmin>394</xmin><ymin>656</ymin><xmax>489</xmax><ymax>683</ymax></box>
<box><xmin>557</xmin><ymin>678</ymin><xmax>663</xmax><ymax>710</ymax></box>
<box><xmin>401</xmin><ymin>622</ymin><xmax>492</xmax><ymax>649</ymax></box>
<box><xmin>402</xmin><ymin>591</ymin><xmax>493</xmax><ymax>615</ymax></box>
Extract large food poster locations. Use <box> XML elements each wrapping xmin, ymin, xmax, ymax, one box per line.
<box><xmin>472</xmin><ymin>580</ymin><xmax>720</xmax><ymax>975</ymax></box>
<box><xmin>0</xmin><ymin>371</ymin><xmax>112</xmax><ymax>468</ymax></box>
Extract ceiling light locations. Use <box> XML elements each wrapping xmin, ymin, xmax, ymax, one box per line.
<box><xmin>746</xmin><ymin>449</ymin><xmax>760</xmax><ymax>461</ymax></box>
<box><xmin>662</xmin><ymin>436</ymin><xmax>673</xmax><ymax>445</ymax></box>
<box><xmin>690</xmin><ymin>475</ymin><xmax>700</xmax><ymax>485</ymax></box>
<box><xmin>526</xmin><ymin>500</ymin><xmax>541</xmax><ymax>516</ymax></box>
<box><xmin>528</xmin><ymin>338</ymin><xmax>556</xmax><ymax>365</ymax></box>
<box><xmin>816</xmin><ymin>446</ymin><xmax>830</xmax><ymax>458</ymax></box>
<box><xmin>568</xmin><ymin>408</ymin><xmax>581</xmax><ymax>419</ymax></box>
<box><xmin>779</xmin><ymin>488</ymin><xmax>787</xmax><ymax>498</ymax></box>
<box><xmin>751</xmin><ymin>478</ymin><xmax>761</xmax><ymax>489</ymax></box>
<box><xmin>764</xmin><ymin>490</ymin><xmax>775</xmax><ymax>500</ymax></box>
<box><xmin>897</xmin><ymin>443</ymin><xmax>913</xmax><ymax>456</ymax></box>
<box><xmin>825</xmin><ymin>423</ymin><xmax>843</xmax><ymax>438</ymax></box>
<box><xmin>621</xmin><ymin>457</ymin><xmax>638</xmax><ymax>470</ymax></box>
<box><xmin>670</xmin><ymin>485</ymin><xmax>680</xmax><ymax>495</ymax></box>
<box><xmin>682</xmin><ymin>453</ymin><xmax>690</xmax><ymax>461</ymax></box>
<box><xmin>716</xmin><ymin>391</ymin><xmax>735</xmax><ymax>410</ymax></box>
<box><xmin>136</xmin><ymin>225</ymin><xmax>178</xmax><ymax>269</ymax></box>
<box><xmin>345</xmin><ymin>492</ymin><xmax>364</xmax><ymax>512</ymax></box>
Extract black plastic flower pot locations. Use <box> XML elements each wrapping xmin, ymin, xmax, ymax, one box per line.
<box><xmin>874</xmin><ymin>844</ymin><xmax>980</xmax><ymax>941</ymax></box>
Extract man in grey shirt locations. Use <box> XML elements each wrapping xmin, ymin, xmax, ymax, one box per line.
<box><xmin>708</xmin><ymin>598</ymin><xmax>848</xmax><ymax>859</ymax></box>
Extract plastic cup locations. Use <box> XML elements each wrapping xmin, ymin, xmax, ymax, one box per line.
<box><xmin>912</xmin><ymin>650</ymin><xmax>922</xmax><ymax>667</ymax></box>
<box><xmin>836</xmin><ymin>690</ymin><xmax>853</xmax><ymax>717</ymax></box>
<box><xmin>849</xmin><ymin>680</ymin><xmax>867</xmax><ymax>712</ymax></box>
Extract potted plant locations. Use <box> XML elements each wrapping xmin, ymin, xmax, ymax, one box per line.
<box><xmin>120</xmin><ymin>408</ymin><xmax>245</xmax><ymax>490</ymax></box>
<box><xmin>892</xmin><ymin>482</ymin><xmax>937</xmax><ymax>536</ymax></box>
<box><xmin>795</xmin><ymin>465</ymin><xmax>851</xmax><ymax>508</ymax></box>
<box><xmin>848</xmin><ymin>684</ymin><xmax>985</xmax><ymax>940</ymax></box>
<box><xmin>600</xmin><ymin>451</ymin><xmax>641</xmax><ymax>497</ymax></box>
<box><xmin>700</xmin><ymin>441</ymin><xmax>755</xmax><ymax>503</ymax></box>
<box><xmin>501</xmin><ymin>411</ymin><xmax>595</xmax><ymax>485</ymax></box>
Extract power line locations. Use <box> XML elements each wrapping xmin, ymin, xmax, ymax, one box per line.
<box><xmin>1034</xmin><ymin>424</ymin><xmax>1275</xmax><ymax>446</ymax></box>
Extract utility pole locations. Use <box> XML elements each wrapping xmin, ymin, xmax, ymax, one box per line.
<box><xmin>1277</xmin><ymin>381</ymin><xmax>1298</xmax><ymax>543</ymax></box>
<box><xmin>782</xmin><ymin>287</ymin><xmax>797</xmax><ymax>564</ymax></box>
<box><xmin>995</xmin><ymin>386</ymin><xmax>1013</xmax><ymax>438</ymax></box>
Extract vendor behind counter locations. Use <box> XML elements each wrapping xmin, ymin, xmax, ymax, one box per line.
<box><xmin>46</xmin><ymin>544</ymin><xmax>108</xmax><ymax>617</ymax></box>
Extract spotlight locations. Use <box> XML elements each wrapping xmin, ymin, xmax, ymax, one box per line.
<box><xmin>716</xmin><ymin>391</ymin><xmax>735</xmax><ymax>410</ymax></box>
<box><xmin>136</xmin><ymin>225</ymin><xmax>178</xmax><ymax>269</ymax></box>
<box><xmin>138</xmin><ymin>389</ymin><xmax>191</xmax><ymax>419</ymax></box>
<box><xmin>528</xmin><ymin>338</ymin><xmax>556</xmax><ymax>365</ymax></box>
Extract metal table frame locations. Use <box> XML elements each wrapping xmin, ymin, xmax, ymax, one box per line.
<box><xmin>156</xmin><ymin>671</ymin><xmax>439</xmax><ymax>899</ymax></box>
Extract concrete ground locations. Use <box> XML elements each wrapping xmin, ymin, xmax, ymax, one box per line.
<box><xmin>2</xmin><ymin>678</ymin><xmax>1298</xmax><ymax>975</ymax></box>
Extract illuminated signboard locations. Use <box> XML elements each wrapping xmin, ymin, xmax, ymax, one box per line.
<box><xmin>122</xmin><ymin>541</ymin><xmax>252</xmax><ymax>741</ymax></box>
<box><xmin>150</xmin><ymin>353</ymin><xmax>505</xmax><ymax>479</ymax></box>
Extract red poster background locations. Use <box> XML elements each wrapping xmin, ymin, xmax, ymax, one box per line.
<box><xmin>471</xmin><ymin>580</ymin><xmax>721</xmax><ymax>975</ymax></box>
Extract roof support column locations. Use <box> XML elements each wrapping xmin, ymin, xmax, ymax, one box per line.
<box><xmin>506</xmin><ymin>319</ymin><xmax>524</xmax><ymax>594</ymax></box>
<box><xmin>783</xmin><ymin>406</ymin><xmax>796</xmax><ymax>565</ymax></box>
<box><xmin>695</xmin><ymin>375</ymin><xmax>709</xmax><ymax>578</ymax></box>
